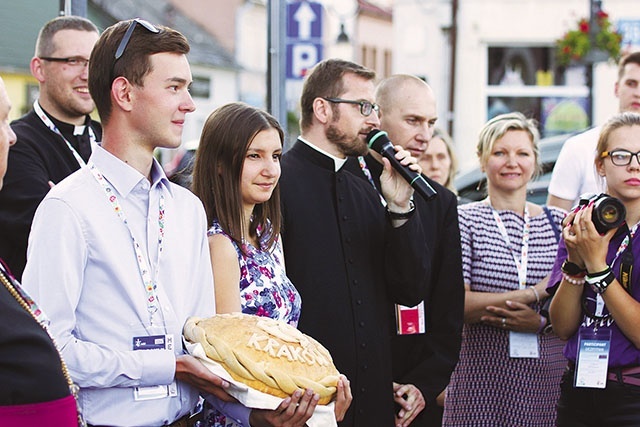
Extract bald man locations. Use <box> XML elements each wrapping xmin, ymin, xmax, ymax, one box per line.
<box><xmin>345</xmin><ymin>75</ymin><xmax>464</xmax><ymax>427</ymax></box>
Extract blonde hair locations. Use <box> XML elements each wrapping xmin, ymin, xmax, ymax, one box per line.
<box><xmin>476</xmin><ymin>112</ymin><xmax>541</xmax><ymax>178</ymax></box>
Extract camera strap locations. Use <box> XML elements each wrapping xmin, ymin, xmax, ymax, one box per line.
<box><xmin>582</xmin><ymin>223</ymin><xmax>636</xmax><ymax>322</ymax></box>
<box><xmin>613</xmin><ymin>222</ymin><xmax>637</xmax><ymax>291</ymax></box>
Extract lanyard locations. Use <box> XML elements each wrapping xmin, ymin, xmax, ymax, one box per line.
<box><xmin>589</xmin><ymin>222</ymin><xmax>639</xmax><ymax>318</ymax></box>
<box><xmin>33</xmin><ymin>100</ymin><xmax>97</xmax><ymax>167</ymax></box>
<box><xmin>88</xmin><ymin>162</ymin><xmax>165</xmax><ymax>327</ymax></box>
<box><xmin>0</xmin><ymin>261</ymin><xmax>50</xmax><ymax>328</ymax></box>
<box><xmin>357</xmin><ymin>155</ymin><xmax>387</xmax><ymax>207</ymax></box>
<box><xmin>489</xmin><ymin>201</ymin><xmax>530</xmax><ymax>289</ymax></box>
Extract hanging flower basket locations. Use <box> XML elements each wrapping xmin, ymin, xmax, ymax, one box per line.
<box><xmin>556</xmin><ymin>10</ymin><xmax>623</xmax><ymax>67</ymax></box>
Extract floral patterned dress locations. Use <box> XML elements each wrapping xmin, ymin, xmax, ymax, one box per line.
<box><xmin>203</xmin><ymin>220</ymin><xmax>302</xmax><ymax>427</ymax></box>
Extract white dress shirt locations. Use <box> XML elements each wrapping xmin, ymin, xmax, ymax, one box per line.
<box><xmin>23</xmin><ymin>145</ymin><xmax>216</xmax><ymax>426</ymax></box>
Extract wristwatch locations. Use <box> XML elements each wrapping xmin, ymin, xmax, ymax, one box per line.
<box><xmin>561</xmin><ymin>260</ymin><xmax>586</xmax><ymax>276</ymax></box>
<box><xmin>387</xmin><ymin>200</ymin><xmax>416</xmax><ymax>220</ymax></box>
<box><xmin>586</xmin><ymin>270</ymin><xmax>615</xmax><ymax>295</ymax></box>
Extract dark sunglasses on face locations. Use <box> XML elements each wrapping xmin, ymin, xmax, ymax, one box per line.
<box><xmin>115</xmin><ymin>18</ymin><xmax>160</xmax><ymax>60</ymax></box>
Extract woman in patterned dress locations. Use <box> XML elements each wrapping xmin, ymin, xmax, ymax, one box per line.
<box><xmin>442</xmin><ymin>112</ymin><xmax>566</xmax><ymax>426</ymax></box>
<box><xmin>192</xmin><ymin>102</ymin><xmax>351</xmax><ymax>427</ymax></box>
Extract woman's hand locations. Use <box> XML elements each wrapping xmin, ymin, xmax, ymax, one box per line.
<box><xmin>563</xmin><ymin>205</ymin><xmax>617</xmax><ymax>273</ymax></box>
<box><xmin>482</xmin><ymin>300</ymin><xmax>543</xmax><ymax>333</ymax></box>
<box><xmin>333</xmin><ymin>375</ymin><xmax>352</xmax><ymax>422</ymax></box>
<box><xmin>249</xmin><ymin>388</ymin><xmax>319</xmax><ymax>427</ymax></box>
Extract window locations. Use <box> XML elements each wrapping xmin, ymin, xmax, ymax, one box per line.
<box><xmin>487</xmin><ymin>46</ymin><xmax>590</xmax><ymax>137</ymax></box>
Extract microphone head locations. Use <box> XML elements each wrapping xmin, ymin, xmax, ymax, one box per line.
<box><xmin>366</xmin><ymin>129</ymin><xmax>391</xmax><ymax>152</ymax></box>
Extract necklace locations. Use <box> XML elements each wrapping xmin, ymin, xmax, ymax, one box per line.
<box><xmin>0</xmin><ymin>269</ymin><xmax>86</xmax><ymax>427</ymax></box>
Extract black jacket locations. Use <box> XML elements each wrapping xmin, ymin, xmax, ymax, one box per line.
<box><xmin>0</xmin><ymin>262</ymin><xmax>70</xmax><ymax>404</ymax></box>
<box><xmin>345</xmin><ymin>154</ymin><xmax>464</xmax><ymax>426</ymax></box>
<box><xmin>0</xmin><ymin>109</ymin><xmax>101</xmax><ymax>280</ymax></box>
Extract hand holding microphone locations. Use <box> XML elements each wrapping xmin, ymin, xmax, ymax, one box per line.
<box><xmin>366</xmin><ymin>129</ymin><xmax>437</xmax><ymax>201</ymax></box>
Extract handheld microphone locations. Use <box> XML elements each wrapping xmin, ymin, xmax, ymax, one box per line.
<box><xmin>366</xmin><ymin>129</ymin><xmax>437</xmax><ymax>201</ymax></box>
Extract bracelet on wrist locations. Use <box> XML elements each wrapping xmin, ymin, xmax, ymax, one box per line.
<box><xmin>586</xmin><ymin>269</ymin><xmax>615</xmax><ymax>295</ymax></box>
<box><xmin>586</xmin><ymin>266</ymin><xmax>612</xmax><ymax>279</ymax></box>
<box><xmin>386</xmin><ymin>200</ymin><xmax>415</xmax><ymax>220</ymax></box>
<box><xmin>562</xmin><ymin>272</ymin><xmax>586</xmax><ymax>286</ymax></box>
<box><xmin>537</xmin><ymin>315</ymin><xmax>547</xmax><ymax>334</ymax></box>
<box><xmin>529</xmin><ymin>286</ymin><xmax>540</xmax><ymax>304</ymax></box>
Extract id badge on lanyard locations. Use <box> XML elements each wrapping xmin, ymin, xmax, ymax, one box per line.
<box><xmin>133</xmin><ymin>334</ymin><xmax>179</xmax><ymax>400</ymax></box>
<box><xmin>490</xmin><ymin>203</ymin><xmax>539</xmax><ymax>358</ymax></box>
<box><xmin>395</xmin><ymin>302</ymin><xmax>426</xmax><ymax>335</ymax></box>
<box><xmin>574</xmin><ymin>328</ymin><xmax>611</xmax><ymax>388</ymax></box>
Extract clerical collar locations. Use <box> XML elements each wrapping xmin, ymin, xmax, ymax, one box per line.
<box><xmin>41</xmin><ymin>105</ymin><xmax>91</xmax><ymax>139</ymax></box>
<box><xmin>298</xmin><ymin>137</ymin><xmax>347</xmax><ymax>172</ymax></box>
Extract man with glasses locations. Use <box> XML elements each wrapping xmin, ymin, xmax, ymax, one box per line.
<box><xmin>22</xmin><ymin>19</ymin><xmax>234</xmax><ymax>427</ymax></box>
<box><xmin>0</xmin><ymin>16</ymin><xmax>100</xmax><ymax>281</ymax></box>
<box><xmin>547</xmin><ymin>51</ymin><xmax>640</xmax><ymax>211</ymax></box>
<box><xmin>279</xmin><ymin>58</ymin><xmax>431</xmax><ymax>426</ymax></box>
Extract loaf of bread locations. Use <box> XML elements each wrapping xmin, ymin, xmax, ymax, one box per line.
<box><xmin>184</xmin><ymin>313</ymin><xmax>340</xmax><ymax>405</ymax></box>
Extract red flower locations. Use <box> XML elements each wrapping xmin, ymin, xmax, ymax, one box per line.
<box><xmin>579</xmin><ymin>19</ymin><xmax>589</xmax><ymax>33</ymax></box>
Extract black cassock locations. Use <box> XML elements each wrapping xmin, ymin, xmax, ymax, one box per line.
<box><xmin>346</xmin><ymin>154</ymin><xmax>465</xmax><ymax>427</ymax></box>
<box><xmin>280</xmin><ymin>140</ymin><xmax>430</xmax><ymax>427</ymax></box>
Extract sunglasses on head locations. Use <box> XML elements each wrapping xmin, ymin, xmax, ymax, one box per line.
<box><xmin>115</xmin><ymin>18</ymin><xmax>160</xmax><ymax>60</ymax></box>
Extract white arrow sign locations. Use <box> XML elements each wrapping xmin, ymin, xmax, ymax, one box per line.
<box><xmin>293</xmin><ymin>2</ymin><xmax>317</xmax><ymax>40</ymax></box>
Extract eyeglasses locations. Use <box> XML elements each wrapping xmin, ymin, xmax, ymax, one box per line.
<box><xmin>115</xmin><ymin>18</ymin><xmax>160</xmax><ymax>60</ymax></box>
<box><xmin>601</xmin><ymin>149</ymin><xmax>640</xmax><ymax>166</ymax></box>
<box><xmin>40</xmin><ymin>56</ymin><xmax>89</xmax><ymax>68</ymax></box>
<box><xmin>323</xmin><ymin>97</ymin><xmax>380</xmax><ymax>117</ymax></box>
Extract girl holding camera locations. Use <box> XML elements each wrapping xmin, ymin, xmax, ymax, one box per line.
<box><xmin>549</xmin><ymin>111</ymin><xmax>640</xmax><ymax>426</ymax></box>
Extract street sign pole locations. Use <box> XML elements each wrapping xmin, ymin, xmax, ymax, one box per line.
<box><xmin>267</xmin><ymin>0</ymin><xmax>287</xmax><ymax>142</ymax></box>
<box><xmin>59</xmin><ymin>0</ymin><xmax>87</xmax><ymax>17</ymax></box>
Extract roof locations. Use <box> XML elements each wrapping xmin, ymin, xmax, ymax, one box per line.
<box><xmin>0</xmin><ymin>0</ymin><xmax>237</xmax><ymax>74</ymax></box>
<box><xmin>0</xmin><ymin>1</ymin><xmax>60</xmax><ymax>72</ymax></box>
<box><xmin>90</xmin><ymin>0</ymin><xmax>238</xmax><ymax>69</ymax></box>
<box><xmin>358</xmin><ymin>0</ymin><xmax>392</xmax><ymax>21</ymax></box>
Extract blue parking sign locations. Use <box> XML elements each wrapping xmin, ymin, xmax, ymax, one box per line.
<box><xmin>286</xmin><ymin>1</ymin><xmax>323</xmax><ymax>79</ymax></box>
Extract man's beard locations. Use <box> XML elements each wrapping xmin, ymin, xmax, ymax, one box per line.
<box><xmin>326</xmin><ymin>124</ymin><xmax>368</xmax><ymax>157</ymax></box>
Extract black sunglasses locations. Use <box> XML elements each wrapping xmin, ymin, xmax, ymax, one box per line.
<box><xmin>115</xmin><ymin>18</ymin><xmax>160</xmax><ymax>60</ymax></box>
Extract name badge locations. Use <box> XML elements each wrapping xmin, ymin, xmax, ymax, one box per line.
<box><xmin>575</xmin><ymin>328</ymin><xmax>611</xmax><ymax>389</ymax></box>
<box><xmin>132</xmin><ymin>334</ymin><xmax>178</xmax><ymax>401</ymax></box>
<box><xmin>395</xmin><ymin>302</ymin><xmax>426</xmax><ymax>335</ymax></box>
<box><xmin>509</xmin><ymin>331</ymin><xmax>539</xmax><ymax>358</ymax></box>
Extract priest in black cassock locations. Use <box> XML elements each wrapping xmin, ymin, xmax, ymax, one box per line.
<box><xmin>279</xmin><ymin>58</ymin><xmax>431</xmax><ymax>427</ymax></box>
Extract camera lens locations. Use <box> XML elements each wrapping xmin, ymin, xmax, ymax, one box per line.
<box><xmin>600</xmin><ymin>203</ymin><xmax>620</xmax><ymax>225</ymax></box>
<box><xmin>592</xmin><ymin>196</ymin><xmax>626</xmax><ymax>233</ymax></box>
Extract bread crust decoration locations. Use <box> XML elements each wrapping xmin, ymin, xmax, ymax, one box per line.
<box><xmin>184</xmin><ymin>313</ymin><xmax>340</xmax><ymax>404</ymax></box>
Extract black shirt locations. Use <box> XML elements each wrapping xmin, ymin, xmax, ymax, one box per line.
<box><xmin>0</xmin><ymin>108</ymin><xmax>101</xmax><ymax>280</ymax></box>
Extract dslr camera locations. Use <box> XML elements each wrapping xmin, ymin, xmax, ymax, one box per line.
<box><xmin>574</xmin><ymin>193</ymin><xmax>626</xmax><ymax>234</ymax></box>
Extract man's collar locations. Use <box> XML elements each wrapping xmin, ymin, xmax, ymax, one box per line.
<box><xmin>298</xmin><ymin>137</ymin><xmax>347</xmax><ymax>172</ymax></box>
